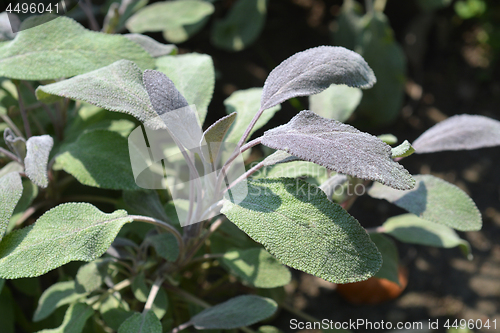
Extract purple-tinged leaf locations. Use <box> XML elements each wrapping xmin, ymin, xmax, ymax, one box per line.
<box><xmin>201</xmin><ymin>112</ymin><xmax>237</xmax><ymax>163</ymax></box>
<box><xmin>261</xmin><ymin>111</ymin><xmax>415</xmax><ymax>190</ymax></box>
<box><xmin>261</xmin><ymin>151</ymin><xmax>300</xmax><ymax>167</ymax></box>
<box><xmin>413</xmin><ymin>114</ymin><xmax>500</xmax><ymax>153</ymax></box>
<box><xmin>24</xmin><ymin>135</ymin><xmax>53</xmax><ymax>188</ymax></box>
<box><xmin>260</xmin><ymin>46</ymin><xmax>376</xmax><ymax>111</ymax></box>
<box><xmin>143</xmin><ymin>70</ymin><xmax>189</xmax><ymax>115</ymax></box>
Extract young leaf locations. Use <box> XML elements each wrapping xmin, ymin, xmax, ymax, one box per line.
<box><xmin>155</xmin><ymin>53</ymin><xmax>215</xmax><ymax>125</ymax></box>
<box><xmin>221</xmin><ymin>178</ymin><xmax>382</xmax><ymax>283</ymax></box>
<box><xmin>369</xmin><ymin>233</ymin><xmax>400</xmax><ymax>285</ymax></box>
<box><xmin>0</xmin><ymin>16</ymin><xmax>154</xmax><ymax>80</ymax></box>
<box><xmin>309</xmin><ymin>85</ymin><xmax>363</xmax><ymax>122</ymax></box>
<box><xmin>55</xmin><ymin>130</ymin><xmax>140</xmax><ymax>190</ymax></box>
<box><xmin>412</xmin><ymin>114</ymin><xmax>500</xmax><ymax>153</ymax></box>
<box><xmin>124</xmin><ymin>34</ymin><xmax>177</xmax><ymax>58</ymax></box>
<box><xmin>368</xmin><ymin>174</ymin><xmax>481</xmax><ymax>231</ymax></box>
<box><xmin>146</xmin><ymin>233</ymin><xmax>180</xmax><ymax>262</ymax></box>
<box><xmin>261</xmin><ymin>111</ymin><xmax>415</xmax><ymax>190</ymax></box>
<box><xmin>3</xmin><ymin>128</ymin><xmax>26</xmax><ymax>160</ymax></box>
<box><xmin>142</xmin><ymin>70</ymin><xmax>189</xmax><ymax>115</ymax></box>
<box><xmin>36</xmin><ymin>60</ymin><xmax>159</xmax><ymax>128</ymax></box>
<box><xmin>224</xmin><ymin>88</ymin><xmax>281</xmax><ymax>145</ymax></box>
<box><xmin>0</xmin><ymin>203</ymin><xmax>133</xmax><ymax>279</ymax></box>
<box><xmin>118</xmin><ymin>311</ymin><xmax>162</xmax><ymax>333</ymax></box>
<box><xmin>37</xmin><ymin>302</ymin><xmax>93</xmax><ymax>333</ymax></box>
<box><xmin>123</xmin><ymin>190</ymin><xmax>170</xmax><ymax>222</ymax></box>
<box><xmin>221</xmin><ymin>248</ymin><xmax>291</xmax><ymax>288</ymax></box>
<box><xmin>33</xmin><ymin>281</ymin><xmax>86</xmax><ymax>322</ymax></box>
<box><xmin>262</xmin><ymin>151</ymin><xmax>300</xmax><ymax>167</ymax></box>
<box><xmin>126</xmin><ymin>0</ymin><xmax>214</xmax><ymax>34</ymax></box>
<box><xmin>382</xmin><ymin>214</ymin><xmax>472</xmax><ymax>259</ymax></box>
<box><xmin>201</xmin><ymin>112</ymin><xmax>237</xmax><ymax>163</ymax></box>
<box><xmin>391</xmin><ymin>140</ymin><xmax>415</xmax><ymax>158</ymax></box>
<box><xmin>0</xmin><ymin>172</ymin><xmax>23</xmax><ymax>241</ymax></box>
<box><xmin>75</xmin><ymin>259</ymin><xmax>110</xmax><ymax>294</ymax></box>
<box><xmin>211</xmin><ymin>0</ymin><xmax>267</xmax><ymax>51</ymax></box>
<box><xmin>24</xmin><ymin>135</ymin><xmax>53</xmax><ymax>188</ymax></box>
<box><xmin>260</xmin><ymin>46</ymin><xmax>376</xmax><ymax>111</ymax></box>
<box><xmin>190</xmin><ymin>295</ymin><xmax>277</xmax><ymax>329</ymax></box>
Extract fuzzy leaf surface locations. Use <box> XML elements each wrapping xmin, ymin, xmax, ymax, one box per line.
<box><xmin>221</xmin><ymin>178</ymin><xmax>382</xmax><ymax>283</ymax></box>
<box><xmin>0</xmin><ymin>203</ymin><xmax>132</xmax><ymax>278</ymax></box>
<box><xmin>36</xmin><ymin>60</ymin><xmax>158</xmax><ymax>127</ymax></box>
<box><xmin>260</xmin><ymin>46</ymin><xmax>375</xmax><ymax>111</ymax></box>
<box><xmin>201</xmin><ymin>112</ymin><xmax>237</xmax><ymax>162</ymax></box>
<box><xmin>75</xmin><ymin>259</ymin><xmax>110</xmax><ymax>294</ymax></box>
<box><xmin>222</xmin><ymin>248</ymin><xmax>291</xmax><ymax>288</ymax></box>
<box><xmin>261</xmin><ymin>161</ymin><xmax>327</xmax><ymax>179</ymax></box>
<box><xmin>33</xmin><ymin>281</ymin><xmax>85</xmax><ymax>322</ymax></box>
<box><xmin>0</xmin><ymin>172</ymin><xmax>22</xmax><ymax>241</ymax></box>
<box><xmin>55</xmin><ymin>130</ymin><xmax>140</xmax><ymax>190</ymax></box>
<box><xmin>309</xmin><ymin>85</ymin><xmax>362</xmax><ymax>122</ymax></box>
<box><xmin>368</xmin><ymin>174</ymin><xmax>481</xmax><ymax>231</ymax></box>
<box><xmin>117</xmin><ymin>311</ymin><xmax>162</xmax><ymax>333</ymax></box>
<box><xmin>38</xmin><ymin>302</ymin><xmax>93</xmax><ymax>333</ymax></box>
<box><xmin>124</xmin><ymin>34</ymin><xmax>177</xmax><ymax>57</ymax></box>
<box><xmin>391</xmin><ymin>140</ymin><xmax>415</xmax><ymax>158</ymax></box>
<box><xmin>24</xmin><ymin>135</ymin><xmax>53</xmax><ymax>188</ymax></box>
<box><xmin>382</xmin><ymin>214</ymin><xmax>472</xmax><ymax>259</ymax></box>
<box><xmin>412</xmin><ymin>114</ymin><xmax>500</xmax><ymax>153</ymax></box>
<box><xmin>191</xmin><ymin>295</ymin><xmax>277</xmax><ymax>329</ymax></box>
<box><xmin>0</xmin><ymin>16</ymin><xmax>154</xmax><ymax>80</ymax></box>
<box><xmin>261</xmin><ymin>111</ymin><xmax>415</xmax><ymax>190</ymax></box>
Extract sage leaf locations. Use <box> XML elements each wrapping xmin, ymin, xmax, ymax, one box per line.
<box><xmin>368</xmin><ymin>174</ymin><xmax>481</xmax><ymax>231</ymax></box>
<box><xmin>118</xmin><ymin>311</ymin><xmax>162</xmax><ymax>333</ymax></box>
<box><xmin>260</xmin><ymin>46</ymin><xmax>376</xmax><ymax>111</ymax></box>
<box><xmin>224</xmin><ymin>88</ymin><xmax>281</xmax><ymax>145</ymax></box>
<box><xmin>156</xmin><ymin>53</ymin><xmax>215</xmax><ymax>125</ymax></box>
<box><xmin>262</xmin><ymin>151</ymin><xmax>300</xmax><ymax>167</ymax></box>
<box><xmin>201</xmin><ymin>112</ymin><xmax>237</xmax><ymax>163</ymax></box>
<box><xmin>369</xmin><ymin>233</ymin><xmax>400</xmax><ymax>285</ymax></box>
<box><xmin>391</xmin><ymin>140</ymin><xmax>415</xmax><ymax>158</ymax></box>
<box><xmin>212</xmin><ymin>0</ymin><xmax>267</xmax><ymax>51</ymax></box>
<box><xmin>0</xmin><ymin>16</ymin><xmax>154</xmax><ymax>80</ymax></box>
<box><xmin>412</xmin><ymin>114</ymin><xmax>500</xmax><ymax>153</ymax></box>
<box><xmin>309</xmin><ymin>85</ymin><xmax>362</xmax><ymax>122</ymax></box>
<box><xmin>221</xmin><ymin>248</ymin><xmax>291</xmax><ymax>288</ymax></box>
<box><xmin>262</xmin><ymin>161</ymin><xmax>327</xmax><ymax>179</ymax></box>
<box><xmin>162</xmin><ymin>15</ymin><xmax>210</xmax><ymax>43</ymax></box>
<box><xmin>151</xmin><ymin>288</ymin><xmax>168</xmax><ymax>320</ymax></box>
<box><xmin>24</xmin><ymin>135</ymin><xmax>53</xmax><ymax>188</ymax></box>
<box><xmin>126</xmin><ymin>0</ymin><xmax>214</xmax><ymax>34</ymax></box>
<box><xmin>191</xmin><ymin>295</ymin><xmax>277</xmax><ymax>329</ymax></box>
<box><xmin>146</xmin><ymin>233</ymin><xmax>179</xmax><ymax>262</ymax></box>
<box><xmin>261</xmin><ymin>111</ymin><xmax>415</xmax><ymax>190</ymax></box>
<box><xmin>100</xmin><ymin>293</ymin><xmax>134</xmax><ymax>331</ymax></box>
<box><xmin>382</xmin><ymin>214</ymin><xmax>472</xmax><ymax>259</ymax></box>
<box><xmin>378</xmin><ymin>134</ymin><xmax>398</xmax><ymax>145</ymax></box>
<box><xmin>36</xmin><ymin>60</ymin><xmax>159</xmax><ymax>128</ymax></box>
<box><xmin>55</xmin><ymin>130</ymin><xmax>140</xmax><ymax>190</ymax></box>
<box><xmin>0</xmin><ymin>161</ymin><xmax>23</xmax><ymax>179</ymax></box>
<box><xmin>132</xmin><ymin>272</ymin><xmax>148</xmax><ymax>302</ymax></box>
<box><xmin>124</xmin><ymin>34</ymin><xmax>177</xmax><ymax>58</ymax></box>
<box><xmin>0</xmin><ymin>172</ymin><xmax>23</xmax><ymax>241</ymax></box>
<box><xmin>75</xmin><ymin>259</ymin><xmax>110</xmax><ymax>294</ymax></box>
<box><xmin>221</xmin><ymin>178</ymin><xmax>382</xmax><ymax>283</ymax></box>
<box><xmin>33</xmin><ymin>281</ymin><xmax>85</xmax><ymax>322</ymax></box>
<box><xmin>319</xmin><ymin>174</ymin><xmax>349</xmax><ymax>202</ymax></box>
<box><xmin>38</xmin><ymin>302</ymin><xmax>93</xmax><ymax>333</ymax></box>
<box><xmin>123</xmin><ymin>190</ymin><xmax>170</xmax><ymax>222</ymax></box>
<box><xmin>3</xmin><ymin>128</ymin><xmax>26</xmax><ymax>160</ymax></box>
<box><xmin>8</xmin><ymin>179</ymin><xmax>37</xmax><ymax>232</ymax></box>
<box><xmin>0</xmin><ymin>203</ymin><xmax>133</xmax><ymax>279</ymax></box>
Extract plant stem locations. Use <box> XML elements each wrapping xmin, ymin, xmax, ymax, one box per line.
<box><xmin>130</xmin><ymin>215</ymin><xmax>184</xmax><ymax>257</ymax></box>
<box><xmin>15</xmin><ymin>82</ymin><xmax>31</xmax><ymax>138</ymax></box>
<box><xmin>237</xmin><ymin>108</ymin><xmax>265</xmax><ymax>149</ymax></box>
<box><xmin>226</xmin><ymin>160</ymin><xmax>264</xmax><ymax>192</ymax></box>
<box><xmin>91</xmin><ymin>278</ymin><xmax>132</xmax><ymax>306</ymax></box>
<box><xmin>0</xmin><ymin>147</ymin><xmax>22</xmax><ymax>164</ymax></box>
<box><xmin>143</xmin><ymin>276</ymin><xmax>164</xmax><ymax>314</ymax></box>
<box><xmin>0</xmin><ymin>113</ymin><xmax>23</xmax><ymax>137</ymax></box>
<box><xmin>181</xmin><ymin>216</ymin><xmax>224</xmax><ymax>265</ymax></box>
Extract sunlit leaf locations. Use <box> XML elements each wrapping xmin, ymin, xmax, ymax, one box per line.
<box><xmin>117</xmin><ymin>311</ymin><xmax>162</xmax><ymax>333</ymax></box>
<box><xmin>75</xmin><ymin>259</ymin><xmax>110</xmax><ymax>294</ymax></box>
<box><xmin>261</xmin><ymin>110</ymin><xmax>415</xmax><ymax>190</ymax></box>
<box><xmin>309</xmin><ymin>85</ymin><xmax>362</xmax><ymax>122</ymax></box>
<box><xmin>201</xmin><ymin>112</ymin><xmax>237</xmax><ymax>163</ymax></box>
<box><xmin>0</xmin><ymin>172</ymin><xmax>22</xmax><ymax>241</ymax></box>
<box><xmin>391</xmin><ymin>140</ymin><xmax>415</xmax><ymax>158</ymax></box>
<box><xmin>261</xmin><ymin>46</ymin><xmax>376</xmax><ymax>111</ymax></box>
<box><xmin>38</xmin><ymin>302</ymin><xmax>93</xmax><ymax>333</ymax></box>
<box><xmin>24</xmin><ymin>135</ymin><xmax>53</xmax><ymax>188</ymax></box>
<box><xmin>33</xmin><ymin>281</ymin><xmax>86</xmax><ymax>322</ymax></box>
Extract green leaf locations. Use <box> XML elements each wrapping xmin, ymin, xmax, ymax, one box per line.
<box><xmin>0</xmin><ymin>16</ymin><xmax>154</xmax><ymax>80</ymax></box>
<box><xmin>24</xmin><ymin>135</ymin><xmax>53</xmax><ymax>188</ymax></box>
<box><xmin>123</xmin><ymin>190</ymin><xmax>170</xmax><ymax>222</ymax></box>
<box><xmin>191</xmin><ymin>295</ymin><xmax>277</xmax><ymax>329</ymax></box>
<box><xmin>33</xmin><ymin>281</ymin><xmax>86</xmax><ymax>322</ymax></box>
<box><xmin>100</xmin><ymin>293</ymin><xmax>134</xmax><ymax>331</ymax></box>
<box><xmin>0</xmin><ymin>203</ymin><xmax>132</xmax><ymax>279</ymax></box>
<box><xmin>36</xmin><ymin>60</ymin><xmax>158</xmax><ymax>128</ymax></box>
<box><xmin>212</xmin><ymin>0</ymin><xmax>267</xmax><ymax>51</ymax></box>
<box><xmin>258</xmin><ymin>326</ymin><xmax>282</xmax><ymax>333</ymax></box>
<box><xmin>38</xmin><ymin>302</ymin><xmax>93</xmax><ymax>333</ymax></box>
<box><xmin>132</xmin><ymin>272</ymin><xmax>149</xmax><ymax>303</ymax></box>
<box><xmin>377</xmin><ymin>134</ymin><xmax>398</xmax><ymax>145</ymax></box>
<box><xmin>118</xmin><ymin>311</ymin><xmax>162</xmax><ymax>333</ymax></box>
<box><xmin>261</xmin><ymin>151</ymin><xmax>300</xmax><ymax>167</ymax></box>
<box><xmin>124</xmin><ymin>34</ymin><xmax>177</xmax><ymax>58</ymax></box>
<box><xmin>55</xmin><ymin>130</ymin><xmax>140</xmax><ymax>190</ymax></box>
<box><xmin>201</xmin><ymin>112</ymin><xmax>237</xmax><ymax>163</ymax></box>
<box><xmin>8</xmin><ymin>179</ymin><xmax>38</xmax><ymax>230</ymax></box>
<box><xmin>221</xmin><ymin>248</ymin><xmax>291</xmax><ymax>288</ymax></box>
<box><xmin>0</xmin><ymin>161</ymin><xmax>23</xmax><ymax>178</ymax></box>
<box><xmin>126</xmin><ymin>0</ymin><xmax>214</xmax><ymax>33</ymax></box>
<box><xmin>146</xmin><ymin>233</ymin><xmax>179</xmax><ymax>262</ymax></box>
<box><xmin>260</xmin><ymin>161</ymin><xmax>328</xmax><ymax>179</ymax></box>
<box><xmin>3</xmin><ymin>128</ymin><xmax>26</xmax><ymax>160</ymax></box>
<box><xmin>75</xmin><ymin>259</ymin><xmax>110</xmax><ymax>294</ymax></box>
<box><xmin>309</xmin><ymin>85</ymin><xmax>362</xmax><ymax>122</ymax></box>
<box><xmin>151</xmin><ymin>288</ymin><xmax>168</xmax><ymax>320</ymax></box>
<box><xmin>391</xmin><ymin>140</ymin><xmax>415</xmax><ymax>158</ymax></box>
<box><xmin>0</xmin><ymin>172</ymin><xmax>23</xmax><ymax>241</ymax></box>
<box><xmin>221</xmin><ymin>178</ymin><xmax>382</xmax><ymax>283</ymax></box>
<box><xmin>0</xmin><ymin>286</ymin><xmax>14</xmax><ymax>333</ymax></box>
<box><xmin>163</xmin><ymin>15</ymin><xmax>210</xmax><ymax>43</ymax></box>
<box><xmin>382</xmin><ymin>214</ymin><xmax>472</xmax><ymax>259</ymax></box>
<box><xmin>224</xmin><ymin>88</ymin><xmax>281</xmax><ymax>145</ymax></box>
<box><xmin>369</xmin><ymin>233</ymin><xmax>400</xmax><ymax>285</ymax></box>
<box><xmin>368</xmin><ymin>174</ymin><xmax>482</xmax><ymax>231</ymax></box>
<box><xmin>155</xmin><ymin>53</ymin><xmax>215</xmax><ymax>125</ymax></box>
